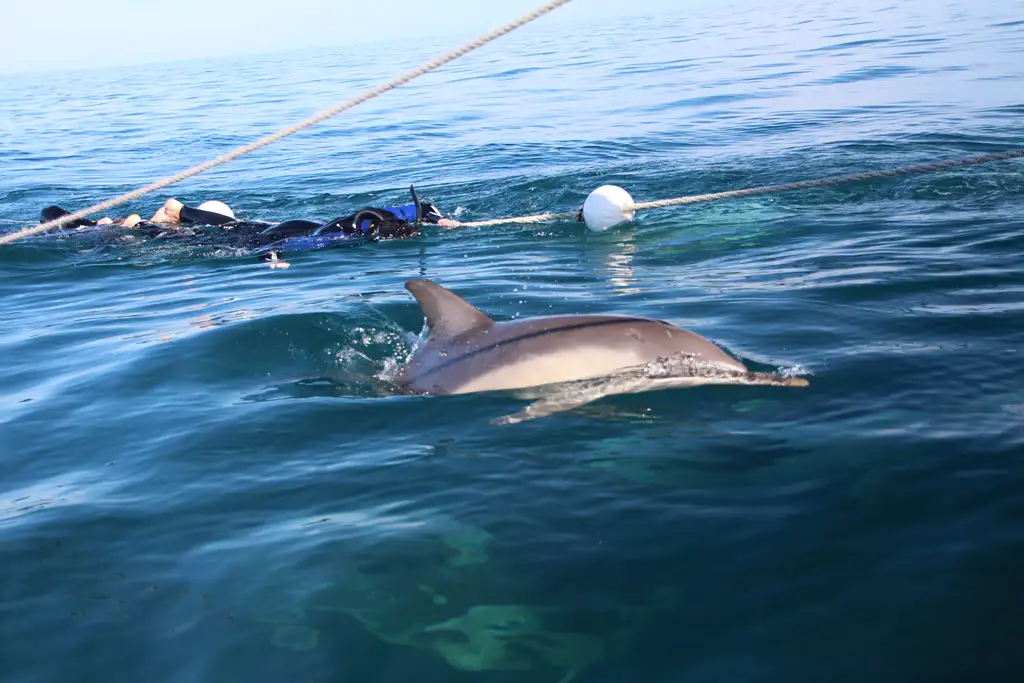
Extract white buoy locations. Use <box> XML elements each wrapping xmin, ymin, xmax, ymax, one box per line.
<box><xmin>581</xmin><ymin>185</ymin><xmax>634</xmax><ymax>232</ymax></box>
<box><xmin>198</xmin><ymin>200</ymin><xmax>235</xmax><ymax>219</ymax></box>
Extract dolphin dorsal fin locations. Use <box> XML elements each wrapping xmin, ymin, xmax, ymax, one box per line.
<box><xmin>405</xmin><ymin>279</ymin><xmax>494</xmax><ymax>340</ymax></box>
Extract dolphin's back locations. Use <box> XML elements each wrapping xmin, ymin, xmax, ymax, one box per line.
<box><xmin>400</xmin><ymin>314</ymin><xmax>746</xmax><ymax>395</ymax></box>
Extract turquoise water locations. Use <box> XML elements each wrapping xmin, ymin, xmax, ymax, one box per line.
<box><xmin>3</xmin><ymin>1</ymin><xmax>1024</xmax><ymax>681</ymax></box>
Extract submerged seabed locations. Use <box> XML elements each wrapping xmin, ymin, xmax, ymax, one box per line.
<box><xmin>2</xmin><ymin>1</ymin><xmax>1024</xmax><ymax>682</ymax></box>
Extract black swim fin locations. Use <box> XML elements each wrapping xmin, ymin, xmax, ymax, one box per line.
<box><xmin>40</xmin><ymin>205</ymin><xmax>97</xmax><ymax>228</ymax></box>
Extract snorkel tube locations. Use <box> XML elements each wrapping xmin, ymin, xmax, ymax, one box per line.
<box><xmin>409</xmin><ymin>184</ymin><xmax>423</xmax><ymax>225</ymax></box>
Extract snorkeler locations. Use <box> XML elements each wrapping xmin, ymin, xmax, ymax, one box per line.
<box><xmin>148</xmin><ymin>198</ymin><xmax>240</xmax><ymax>226</ymax></box>
<box><xmin>37</xmin><ymin>185</ymin><xmax>456</xmax><ymax>258</ymax></box>
<box><xmin>246</xmin><ymin>186</ymin><xmax>457</xmax><ymax>260</ymax></box>
<box><xmin>39</xmin><ymin>205</ymin><xmax>142</xmax><ymax>230</ymax></box>
<box><xmin>38</xmin><ymin>200</ymin><xmax>237</xmax><ymax>235</ymax></box>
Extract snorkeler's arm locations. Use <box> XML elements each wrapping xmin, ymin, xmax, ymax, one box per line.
<box><xmin>418</xmin><ymin>201</ymin><xmax>457</xmax><ymax>227</ymax></box>
<box><xmin>178</xmin><ymin>205</ymin><xmax>236</xmax><ymax>226</ymax></box>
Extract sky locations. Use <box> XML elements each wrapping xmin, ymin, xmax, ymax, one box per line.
<box><xmin>1</xmin><ymin>0</ymin><xmax>681</xmax><ymax>76</ymax></box>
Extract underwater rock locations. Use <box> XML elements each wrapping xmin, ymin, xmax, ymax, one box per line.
<box><xmin>440</xmin><ymin>523</ymin><xmax>493</xmax><ymax>566</ymax></box>
<box><xmin>271</xmin><ymin>624</ymin><xmax>320</xmax><ymax>652</ymax></box>
<box><xmin>416</xmin><ymin>604</ymin><xmax>605</xmax><ymax>682</ymax></box>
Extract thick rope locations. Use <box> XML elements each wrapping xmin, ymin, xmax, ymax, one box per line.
<box><xmin>0</xmin><ymin>0</ymin><xmax>572</xmax><ymax>246</ymax></box>
<box><xmin>447</xmin><ymin>148</ymin><xmax>1024</xmax><ymax>228</ymax></box>
<box><xmin>629</xmin><ymin>148</ymin><xmax>1024</xmax><ymax>211</ymax></box>
<box><xmin>450</xmin><ymin>210</ymin><xmax>580</xmax><ymax>228</ymax></box>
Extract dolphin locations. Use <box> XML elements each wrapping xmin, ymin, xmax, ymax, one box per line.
<box><xmin>397</xmin><ymin>279</ymin><xmax>808</xmax><ymax>424</ymax></box>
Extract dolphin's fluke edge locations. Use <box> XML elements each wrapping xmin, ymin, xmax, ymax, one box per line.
<box><xmin>405</xmin><ymin>278</ymin><xmax>493</xmax><ymax>340</ymax></box>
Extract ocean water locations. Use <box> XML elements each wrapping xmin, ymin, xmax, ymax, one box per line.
<box><xmin>2</xmin><ymin>0</ymin><xmax>1024</xmax><ymax>681</ymax></box>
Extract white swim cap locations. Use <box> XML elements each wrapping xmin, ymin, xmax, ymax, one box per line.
<box><xmin>198</xmin><ymin>200</ymin><xmax>235</xmax><ymax>219</ymax></box>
